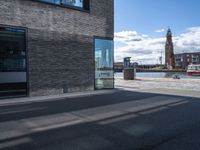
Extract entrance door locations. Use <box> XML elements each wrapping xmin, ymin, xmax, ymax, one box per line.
<box><xmin>95</xmin><ymin>37</ymin><xmax>114</xmax><ymax>89</ymax></box>
<box><xmin>0</xmin><ymin>26</ymin><xmax>27</xmax><ymax>98</ymax></box>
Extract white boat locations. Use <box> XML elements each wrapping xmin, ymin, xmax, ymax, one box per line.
<box><xmin>187</xmin><ymin>64</ymin><xmax>200</xmax><ymax>76</ymax></box>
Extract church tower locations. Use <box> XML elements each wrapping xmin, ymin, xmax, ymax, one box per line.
<box><xmin>165</xmin><ymin>28</ymin><xmax>175</xmax><ymax>69</ymax></box>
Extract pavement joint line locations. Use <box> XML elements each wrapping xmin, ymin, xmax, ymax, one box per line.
<box><xmin>32</xmin><ymin>119</ymin><xmax>84</xmax><ymax>132</ymax></box>
<box><xmin>167</xmin><ymin>100</ymin><xmax>189</xmax><ymax>107</ymax></box>
<box><xmin>139</xmin><ymin>106</ymin><xmax>168</xmax><ymax>115</ymax></box>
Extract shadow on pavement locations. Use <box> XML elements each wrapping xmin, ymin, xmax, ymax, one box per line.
<box><xmin>0</xmin><ymin>89</ymin><xmax>200</xmax><ymax>150</ymax></box>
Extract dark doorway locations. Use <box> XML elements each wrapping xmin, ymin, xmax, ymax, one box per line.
<box><xmin>0</xmin><ymin>26</ymin><xmax>27</xmax><ymax>99</ymax></box>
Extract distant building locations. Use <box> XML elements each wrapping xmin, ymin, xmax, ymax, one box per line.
<box><xmin>175</xmin><ymin>52</ymin><xmax>200</xmax><ymax>69</ymax></box>
<box><xmin>131</xmin><ymin>62</ymin><xmax>139</xmax><ymax>68</ymax></box>
<box><xmin>114</xmin><ymin>61</ymin><xmax>138</xmax><ymax>72</ymax></box>
<box><xmin>165</xmin><ymin>28</ymin><xmax>175</xmax><ymax>69</ymax></box>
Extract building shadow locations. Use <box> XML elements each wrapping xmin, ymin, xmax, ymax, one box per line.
<box><xmin>0</xmin><ymin>89</ymin><xmax>200</xmax><ymax>150</ymax></box>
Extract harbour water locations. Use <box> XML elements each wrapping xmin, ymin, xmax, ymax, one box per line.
<box><xmin>115</xmin><ymin>72</ymin><xmax>200</xmax><ymax>79</ymax></box>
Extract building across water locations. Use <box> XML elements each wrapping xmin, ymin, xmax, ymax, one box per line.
<box><xmin>175</xmin><ymin>52</ymin><xmax>200</xmax><ymax>69</ymax></box>
<box><xmin>0</xmin><ymin>0</ymin><xmax>114</xmax><ymax>98</ymax></box>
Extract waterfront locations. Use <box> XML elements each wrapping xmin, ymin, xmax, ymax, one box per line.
<box><xmin>115</xmin><ymin>72</ymin><xmax>200</xmax><ymax>79</ymax></box>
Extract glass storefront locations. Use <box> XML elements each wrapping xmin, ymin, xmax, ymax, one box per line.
<box><xmin>0</xmin><ymin>26</ymin><xmax>27</xmax><ymax>98</ymax></box>
<box><xmin>95</xmin><ymin>38</ymin><xmax>114</xmax><ymax>89</ymax></box>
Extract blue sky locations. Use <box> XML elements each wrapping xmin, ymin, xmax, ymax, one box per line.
<box><xmin>114</xmin><ymin>0</ymin><xmax>200</xmax><ymax>63</ymax></box>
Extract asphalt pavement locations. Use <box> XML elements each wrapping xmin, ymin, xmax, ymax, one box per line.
<box><xmin>0</xmin><ymin>89</ymin><xmax>200</xmax><ymax>150</ymax></box>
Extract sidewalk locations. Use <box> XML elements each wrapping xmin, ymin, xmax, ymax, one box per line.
<box><xmin>0</xmin><ymin>90</ymin><xmax>115</xmax><ymax>106</ymax></box>
<box><xmin>115</xmin><ymin>77</ymin><xmax>200</xmax><ymax>98</ymax></box>
<box><xmin>2</xmin><ymin>77</ymin><xmax>200</xmax><ymax>106</ymax></box>
<box><xmin>0</xmin><ymin>84</ymin><xmax>200</xmax><ymax>150</ymax></box>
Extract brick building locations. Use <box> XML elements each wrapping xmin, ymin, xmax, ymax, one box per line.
<box><xmin>0</xmin><ymin>0</ymin><xmax>114</xmax><ymax>98</ymax></box>
<box><xmin>175</xmin><ymin>52</ymin><xmax>200</xmax><ymax>69</ymax></box>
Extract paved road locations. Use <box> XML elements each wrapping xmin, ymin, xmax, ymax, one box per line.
<box><xmin>1</xmin><ymin>89</ymin><xmax>200</xmax><ymax>150</ymax></box>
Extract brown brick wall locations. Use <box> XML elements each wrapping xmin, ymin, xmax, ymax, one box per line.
<box><xmin>0</xmin><ymin>0</ymin><xmax>114</xmax><ymax>96</ymax></box>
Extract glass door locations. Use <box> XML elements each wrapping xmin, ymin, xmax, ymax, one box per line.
<box><xmin>95</xmin><ymin>38</ymin><xmax>114</xmax><ymax>89</ymax></box>
<box><xmin>0</xmin><ymin>26</ymin><xmax>27</xmax><ymax>98</ymax></box>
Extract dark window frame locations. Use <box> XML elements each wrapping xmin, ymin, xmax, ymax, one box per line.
<box><xmin>33</xmin><ymin>0</ymin><xmax>90</xmax><ymax>12</ymax></box>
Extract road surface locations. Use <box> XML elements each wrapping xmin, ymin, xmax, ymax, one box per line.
<box><xmin>0</xmin><ymin>88</ymin><xmax>200</xmax><ymax>150</ymax></box>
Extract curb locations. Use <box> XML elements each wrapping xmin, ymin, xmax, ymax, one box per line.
<box><xmin>0</xmin><ymin>90</ymin><xmax>116</xmax><ymax>107</ymax></box>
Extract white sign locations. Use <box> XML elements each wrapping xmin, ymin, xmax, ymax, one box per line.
<box><xmin>95</xmin><ymin>71</ymin><xmax>114</xmax><ymax>79</ymax></box>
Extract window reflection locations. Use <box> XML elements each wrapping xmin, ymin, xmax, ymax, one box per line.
<box><xmin>95</xmin><ymin>38</ymin><xmax>114</xmax><ymax>89</ymax></box>
<box><xmin>62</xmin><ymin>0</ymin><xmax>83</xmax><ymax>7</ymax></box>
<box><xmin>0</xmin><ymin>26</ymin><xmax>27</xmax><ymax>98</ymax></box>
<box><xmin>40</xmin><ymin>0</ymin><xmax>60</xmax><ymax>4</ymax></box>
<box><xmin>0</xmin><ymin>30</ymin><xmax>26</xmax><ymax>72</ymax></box>
<box><xmin>38</xmin><ymin>0</ymin><xmax>84</xmax><ymax>8</ymax></box>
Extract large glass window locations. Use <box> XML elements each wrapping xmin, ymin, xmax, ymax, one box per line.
<box><xmin>95</xmin><ymin>38</ymin><xmax>114</xmax><ymax>89</ymax></box>
<box><xmin>0</xmin><ymin>26</ymin><xmax>27</xmax><ymax>98</ymax></box>
<box><xmin>37</xmin><ymin>0</ymin><xmax>89</xmax><ymax>10</ymax></box>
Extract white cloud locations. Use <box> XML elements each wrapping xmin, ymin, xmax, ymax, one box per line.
<box><xmin>114</xmin><ymin>31</ymin><xmax>140</xmax><ymax>42</ymax></box>
<box><xmin>174</xmin><ymin>27</ymin><xmax>200</xmax><ymax>53</ymax></box>
<box><xmin>155</xmin><ymin>29</ymin><xmax>165</xmax><ymax>33</ymax></box>
<box><xmin>114</xmin><ymin>30</ymin><xmax>165</xmax><ymax>64</ymax></box>
<box><xmin>114</xmin><ymin>26</ymin><xmax>200</xmax><ymax>64</ymax></box>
